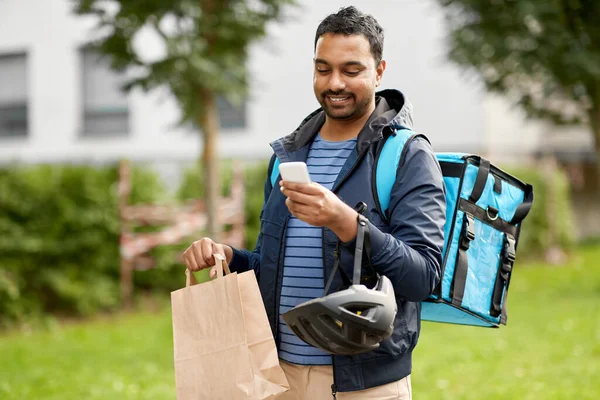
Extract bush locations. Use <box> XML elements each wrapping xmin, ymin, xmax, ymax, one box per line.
<box><xmin>0</xmin><ymin>163</ymin><xmax>167</xmax><ymax>328</ymax></box>
<box><xmin>0</xmin><ymin>160</ymin><xmax>272</xmax><ymax>328</ymax></box>
<box><xmin>504</xmin><ymin>163</ymin><xmax>576</xmax><ymax>259</ymax></box>
<box><xmin>176</xmin><ymin>160</ymin><xmax>234</xmax><ymax>201</ymax></box>
<box><xmin>243</xmin><ymin>161</ymin><xmax>270</xmax><ymax>250</ymax></box>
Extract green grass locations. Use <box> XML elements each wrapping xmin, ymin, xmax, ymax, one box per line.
<box><xmin>0</xmin><ymin>311</ymin><xmax>175</xmax><ymax>400</ymax></box>
<box><xmin>1</xmin><ymin>245</ymin><xmax>599</xmax><ymax>399</ymax></box>
<box><xmin>414</xmin><ymin>244</ymin><xmax>600</xmax><ymax>400</ymax></box>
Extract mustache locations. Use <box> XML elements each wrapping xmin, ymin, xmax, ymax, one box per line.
<box><xmin>321</xmin><ymin>91</ymin><xmax>354</xmax><ymax>98</ymax></box>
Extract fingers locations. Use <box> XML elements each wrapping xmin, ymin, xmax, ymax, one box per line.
<box><xmin>183</xmin><ymin>249</ymin><xmax>198</xmax><ymax>271</ymax></box>
<box><xmin>213</xmin><ymin>243</ymin><xmax>226</xmax><ymax>258</ymax></box>
<box><xmin>183</xmin><ymin>237</ymin><xmax>216</xmax><ymax>272</ymax></box>
<box><xmin>287</xmin><ymin>207</ymin><xmax>310</xmax><ymax>222</ymax></box>
<box><xmin>280</xmin><ymin>180</ymin><xmax>322</xmax><ymax>195</ymax></box>
<box><xmin>282</xmin><ymin>187</ymin><xmax>315</xmax><ymax>205</ymax></box>
<box><xmin>200</xmin><ymin>239</ymin><xmax>216</xmax><ymax>267</ymax></box>
<box><xmin>285</xmin><ymin>198</ymin><xmax>314</xmax><ymax>219</ymax></box>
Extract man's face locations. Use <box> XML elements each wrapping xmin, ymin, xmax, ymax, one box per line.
<box><xmin>313</xmin><ymin>33</ymin><xmax>385</xmax><ymax>121</ymax></box>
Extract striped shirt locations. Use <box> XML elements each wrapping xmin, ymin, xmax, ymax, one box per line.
<box><xmin>278</xmin><ymin>133</ymin><xmax>357</xmax><ymax>365</ymax></box>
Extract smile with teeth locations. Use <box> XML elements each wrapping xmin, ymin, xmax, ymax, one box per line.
<box><xmin>328</xmin><ymin>96</ymin><xmax>351</xmax><ymax>102</ymax></box>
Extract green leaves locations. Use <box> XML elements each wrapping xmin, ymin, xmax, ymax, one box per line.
<box><xmin>0</xmin><ymin>164</ymin><xmax>167</xmax><ymax>327</ymax></box>
<box><xmin>437</xmin><ymin>0</ymin><xmax>600</xmax><ymax>125</ymax></box>
<box><xmin>72</xmin><ymin>0</ymin><xmax>295</xmax><ymax>127</ymax></box>
<box><xmin>0</xmin><ymin>160</ymin><xmax>271</xmax><ymax>327</ymax></box>
<box><xmin>504</xmin><ymin>164</ymin><xmax>576</xmax><ymax>258</ymax></box>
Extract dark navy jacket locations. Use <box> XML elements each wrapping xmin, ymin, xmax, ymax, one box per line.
<box><xmin>230</xmin><ymin>89</ymin><xmax>446</xmax><ymax>392</ymax></box>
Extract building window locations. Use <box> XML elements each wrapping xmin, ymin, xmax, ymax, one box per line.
<box><xmin>217</xmin><ymin>96</ymin><xmax>246</xmax><ymax>129</ymax></box>
<box><xmin>187</xmin><ymin>96</ymin><xmax>247</xmax><ymax>133</ymax></box>
<box><xmin>81</xmin><ymin>48</ymin><xmax>129</xmax><ymax>136</ymax></box>
<box><xmin>0</xmin><ymin>53</ymin><xmax>28</xmax><ymax>138</ymax></box>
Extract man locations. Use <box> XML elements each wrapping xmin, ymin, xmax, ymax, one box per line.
<box><xmin>183</xmin><ymin>6</ymin><xmax>446</xmax><ymax>400</ymax></box>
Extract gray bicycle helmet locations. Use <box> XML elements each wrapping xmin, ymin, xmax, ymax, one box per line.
<box><xmin>282</xmin><ymin>213</ymin><xmax>397</xmax><ymax>355</ymax></box>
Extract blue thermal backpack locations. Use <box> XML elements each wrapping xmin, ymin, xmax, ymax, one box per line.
<box><xmin>270</xmin><ymin>129</ymin><xmax>534</xmax><ymax>328</ymax></box>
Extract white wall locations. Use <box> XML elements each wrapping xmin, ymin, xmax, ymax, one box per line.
<box><xmin>249</xmin><ymin>0</ymin><xmax>487</xmax><ymax>154</ymax></box>
<box><xmin>0</xmin><ymin>0</ymin><xmax>197</xmax><ymax>164</ymax></box>
<box><xmin>482</xmin><ymin>94</ymin><xmax>593</xmax><ymax>165</ymax></box>
<box><xmin>0</xmin><ymin>0</ymin><xmax>492</xmax><ymax>166</ymax></box>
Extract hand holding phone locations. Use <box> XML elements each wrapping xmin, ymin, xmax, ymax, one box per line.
<box><xmin>279</xmin><ymin>162</ymin><xmax>311</xmax><ymax>184</ymax></box>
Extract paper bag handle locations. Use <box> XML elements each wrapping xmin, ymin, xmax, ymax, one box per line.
<box><xmin>211</xmin><ymin>253</ymin><xmax>231</xmax><ymax>278</ymax></box>
<box><xmin>185</xmin><ymin>253</ymin><xmax>231</xmax><ymax>287</ymax></box>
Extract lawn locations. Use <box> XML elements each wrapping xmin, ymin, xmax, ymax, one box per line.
<box><xmin>1</xmin><ymin>245</ymin><xmax>599</xmax><ymax>399</ymax></box>
<box><xmin>413</xmin><ymin>244</ymin><xmax>600</xmax><ymax>400</ymax></box>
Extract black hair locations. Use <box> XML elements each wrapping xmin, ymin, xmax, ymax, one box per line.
<box><xmin>314</xmin><ymin>6</ymin><xmax>384</xmax><ymax>64</ymax></box>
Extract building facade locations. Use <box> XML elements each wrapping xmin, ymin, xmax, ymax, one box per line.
<box><xmin>0</xmin><ymin>0</ymin><xmax>592</xmax><ymax>166</ymax></box>
<box><xmin>1</xmin><ymin>0</ymin><xmax>597</xmax><ymax>238</ymax></box>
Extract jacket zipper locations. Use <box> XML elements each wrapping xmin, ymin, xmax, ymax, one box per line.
<box><xmin>322</xmin><ymin>227</ymin><xmax>339</xmax><ymax>399</ymax></box>
<box><xmin>328</xmin><ymin>144</ymin><xmax>371</xmax><ymax>397</ymax></box>
<box><xmin>273</xmin><ymin>215</ymin><xmax>291</xmax><ymax>347</ymax></box>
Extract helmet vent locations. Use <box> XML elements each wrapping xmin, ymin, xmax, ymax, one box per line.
<box><xmin>317</xmin><ymin>314</ymin><xmax>343</xmax><ymax>332</ymax></box>
<box><xmin>344</xmin><ymin>303</ymin><xmax>373</xmax><ymax>316</ymax></box>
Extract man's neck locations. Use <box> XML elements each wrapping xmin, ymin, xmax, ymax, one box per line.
<box><xmin>320</xmin><ymin>105</ymin><xmax>375</xmax><ymax>142</ymax></box>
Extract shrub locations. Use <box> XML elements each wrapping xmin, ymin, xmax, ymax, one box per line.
<box><xmin>504</xmin><ymin>163</ymin><xmax>576</xmax><ymax>260</ymax></box>
<box><xmin>0</xmin><ymin>163</ymin><xmax>166</xmax><ymax>328</ymax></box>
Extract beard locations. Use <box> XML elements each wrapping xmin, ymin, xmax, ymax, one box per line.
<box><xmin>318</xmin><ymin>91</ymin><xmax>372</xmax><ymax>121</ymax></box>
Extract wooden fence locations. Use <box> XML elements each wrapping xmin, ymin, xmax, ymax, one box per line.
<box><xmin>117</xmin><ymin>160</ymin><xmax>245</xmax><ymax>308</ymax></box>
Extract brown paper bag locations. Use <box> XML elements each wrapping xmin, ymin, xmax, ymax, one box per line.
<box><xmin>171</xmin><ymin>254</ymin><xmax>289</xmax><ymax>399</ymax></box>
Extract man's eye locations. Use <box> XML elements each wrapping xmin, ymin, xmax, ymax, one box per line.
<box><xmin>345</xmin><ymin>70</ymin><xmax>360</xmax><ymax>76</ymax></box>
<box><xmin>317</xmin><ymin>69</ymin><xmax>331</xmax><ymax>74</ymax></box>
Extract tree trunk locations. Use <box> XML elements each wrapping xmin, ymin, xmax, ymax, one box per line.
<box><xmin>197</xmin><ymin>88</ymin><xmax>221</xmax><ymax>241</ymax></box>
<box><xmin>593</xmin><ymin>106</ymin><xmax>600</xmax><ymax>190</ymax></box>
<box><xmin>588</xmin><ymin>103</ymin><xmax>600</xmax><ymax>191</ymax></box>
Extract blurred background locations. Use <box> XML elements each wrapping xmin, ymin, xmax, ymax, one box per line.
<box><xmin>0</xmin><ymin>0</ymin><xmax>598</xmax><ymax>399</ymax></box>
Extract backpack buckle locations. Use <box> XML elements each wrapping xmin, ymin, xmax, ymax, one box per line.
<box><xmin>499</xmin><ymin>235</ymin><xmax>516</xmax><ymax>275</ymax></box>
<box><xmin>460</xmin><ymin>214</ymin><xmax>475</xmax><ymax>249</ymax></box>
<box><xmin>503</xmin><ymin>235</ymin><xmax>516</xmax><ymax>264</ymax></box>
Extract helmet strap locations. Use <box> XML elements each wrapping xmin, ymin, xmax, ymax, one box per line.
<box><xmin>353</xmin><ymin>214</ymin><xmax>370</xmax><ymax>284</ymax></box>
<box><xmin>323</xmin><ymin>240</ymin><xmax>351</xmax><ymax>295</ymax></box>
<box><xmin>323</xmin><ymin>204</ymin><xmax>378</xmax><ymax>295</ymax></box>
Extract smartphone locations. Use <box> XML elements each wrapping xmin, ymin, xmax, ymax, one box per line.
<box><xmin>279</xmin><ymin>161</ymin><xmax>311</xmax><ymax>184</ymax></box>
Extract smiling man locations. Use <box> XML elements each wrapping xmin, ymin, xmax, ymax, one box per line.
<box><xmin>183</xmin><ymin>6</ymin><xmax>446</xmax><ymax>400</ymax></box>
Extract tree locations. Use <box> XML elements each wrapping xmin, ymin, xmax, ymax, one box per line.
<box><xmin>73</xmin><ymin>0</ymin><xmax>294</xmax><ymax>239</ymax></box>
<box><xmin>435</xmin><ymin>0</ymin><xmax>600</xmax><ymax>181</ymax></box>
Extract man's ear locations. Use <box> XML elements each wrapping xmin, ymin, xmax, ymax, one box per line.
<box><xmin>376</xmin><ymin>60</ymin><xmax>386</xmax><ymax>86</ymax></box>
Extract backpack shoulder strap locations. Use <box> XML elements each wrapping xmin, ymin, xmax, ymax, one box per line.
<box><xmin>269</xmin><ymin>155</ymin><xmax>281</xmax><ymax>188</ymax></box>
<box><xmin>376</xmin><ymin>129</ymin><xmax>429</xmax><ymax>218</ymax></box>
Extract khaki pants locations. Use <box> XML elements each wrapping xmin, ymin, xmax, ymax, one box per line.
<box><xmin>275</xmin><ymin>361</ymin><xmax>412</xmax><ymax>400</ymax></box>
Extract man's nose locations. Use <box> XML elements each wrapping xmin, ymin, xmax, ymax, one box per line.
<box><xmin>328</xmin><ymin>71</ymin><xmax>346</xmax><ymax>92</ymax></box>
